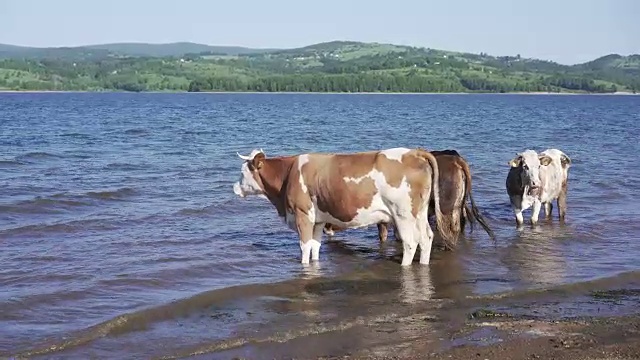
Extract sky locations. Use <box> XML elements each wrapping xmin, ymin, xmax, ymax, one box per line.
<box><xmin>0</xmin><ymin>0</ymin><xmax>638</xmax><ymax>65</ymax></box>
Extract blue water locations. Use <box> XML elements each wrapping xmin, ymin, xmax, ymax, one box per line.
<box><xmin>1</xmin><ymin>92</ymin><xmax>639</xmax><ymax>359</ymax></box>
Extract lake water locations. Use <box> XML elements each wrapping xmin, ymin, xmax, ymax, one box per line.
<box><xmin>1</xmin><ymin>92</ymin><xmax>639</xmax><ymax>359</ymax></box>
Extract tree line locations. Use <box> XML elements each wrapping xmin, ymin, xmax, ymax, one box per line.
<box><xmin>0</xmin><ymin>55</ymin><xmax>636</xmax><ymax>93</ymax></box>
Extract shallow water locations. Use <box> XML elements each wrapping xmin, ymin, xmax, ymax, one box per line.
<box><xmin>1</xmin><ymin>92</ymin><xmax>639</xmax><ymax>359</ymax></box>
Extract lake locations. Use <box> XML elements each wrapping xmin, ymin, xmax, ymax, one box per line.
<box><xmin>1</xmin><ymin>92</ymin><xmax>639</xmax><ymax>359</ymax></box>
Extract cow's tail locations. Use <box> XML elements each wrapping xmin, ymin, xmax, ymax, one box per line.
<box><xmin>460</xmin><ymin>159</ymin><xmax>496</xmax><ymax>241</ymax></box>
<box><xmin>416</xmin><ymin>148</ymin><xmax>457</xmax><ymax>250</ymax></box>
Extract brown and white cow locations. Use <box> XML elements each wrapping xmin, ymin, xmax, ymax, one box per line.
<box><xmin>506</xmin><ymin>148</ymin><xmax>572</xmax><ymax>226</ymax></box>
<box><xmin>233</xmin><ymin>147</ymin><xmax>456</xmax><ymax>266</ymax></box>
<box><xmin>324</xmin><ymin>149</ymin><xmax>495</xmax><ymax>246</ymax></box>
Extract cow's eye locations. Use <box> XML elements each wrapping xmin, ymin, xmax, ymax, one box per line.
<box><xmin>523</xmin><ymin>164</ymin><xmax>529</xmax><ymax>170</ymax></box>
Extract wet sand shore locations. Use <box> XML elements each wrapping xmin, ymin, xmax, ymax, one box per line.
<box><xmin>323</xmin><ymin>313</ymin><xmax>640</xmax><ymax>360</ymax></box>
<box><xmin>187</xmin><ymin>270</ymin><xmax>640</xmax><ymax>360</ymax></box>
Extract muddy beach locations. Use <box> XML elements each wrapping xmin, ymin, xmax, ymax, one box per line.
<box><xmin>331</xmin><ymin>314</ymin><xmax>640</xmax><ymax>360</ymax></box>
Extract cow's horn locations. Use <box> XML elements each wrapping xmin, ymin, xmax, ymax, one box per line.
<box><xmin>237</xmin><ymin>152</ymin><xmax>252</xmax><ymax>161</ymax></box>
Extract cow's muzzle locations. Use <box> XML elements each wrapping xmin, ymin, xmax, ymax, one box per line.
<box><xmin>527</xmin><ymin>185</ymin><xmax>540</xmax><ymax>196</ymax></box>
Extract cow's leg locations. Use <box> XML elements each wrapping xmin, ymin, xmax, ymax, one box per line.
<box><xmin>393</xmin><ymin>223</ymin><xmax>402</xmax><ymax>241</ymax></box>
<box><xmin>323</xmin><ymin>224</ymin><xmax>335</xmax><ymax>237</ymax></box>
<box><xmin>511</xmin><ymin>196</ymin><xmax>524</xmax><ymax>227</ymax></box>
<box><xmin>451</xmin><ymin>208</ymin><xmax>462</xmax><ymax>243</ymax></box>
<box><xmin>417</xmin><ymin>211</ymin><xmax>434</xmax><ymax>265</ymax></box>
<box><xmin>395</xmin><ymin>217</ymin><xmax>418</xmax><ymax>266</ymax></box>
<box><xmin>557</xmin><ymin>188</ymin><xmax>568</xmax><ymax>222</ymax></box>
<box><xmin>513</xmin><ymin>207</ymin><xmax>524</xmax><ymax>227</ymax></box>
<box><xmin>377</xmin><ymin>222</ymin><xmax>388</xmax><ymax>242</ymax></box>
<box><xmin>296</xmin><ymin>213</ymin><xmax>315</xmax><ymax>265</ymax></box>
<box><xmin>531</xmin><ymin>200</ymin><xmax>542</xmax><ymax>226</ymax></box>
<box><xmin>544</xmin><ymin>202</ymin><xmax>553</xmax><ymax>219</ymax></box>
<box><xmin>311</xmin><ymin>223</ymin><xmax>324</xmax><ymax>261</ymax></box>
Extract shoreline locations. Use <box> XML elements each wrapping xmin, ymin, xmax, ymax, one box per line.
<box><xmin>325</xmin><ymin>313</ymin><xmax>640</xmax><ymax>360</ymax></box>
<box><xmin>0</xmin><ymin>89</ymin><xmax>638</xmax><ymax>96</ymax></box>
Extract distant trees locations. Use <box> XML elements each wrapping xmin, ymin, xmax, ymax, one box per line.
<box><xmin>0</xmin><ymin>50</ymin><xmax>636</xmax><ymax>93</ymax></box>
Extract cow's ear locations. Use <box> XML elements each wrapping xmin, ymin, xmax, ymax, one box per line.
<box><xmin>509</xmin><ymin>155</ymin><xmax>522</xmax><ymax>167</ymax></box>
<box><xmin>539</xmin><ymin>155</ymin><xmax>552</xmax><ymax>166</ymax></box>
<box><xmin>252</xmin><ymin>152</ymin><xmax>266</xmax><ymax>170</ymax></box>
<box><xmin>560</xmin><ymin>154</ymin><xmax>572</xmax><ymax>168</ymax></box>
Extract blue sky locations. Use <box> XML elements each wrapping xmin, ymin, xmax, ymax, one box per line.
<box><xmin>0</xmin><ymin>0</ymin><xmax>637</xmax><ymax>64</ymax></box>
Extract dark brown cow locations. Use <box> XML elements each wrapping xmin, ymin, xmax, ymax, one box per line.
<box><xmin>324</xmin><ymin>149</ymin><xmax>495</xmax><ymax>247</ymax></box>
<box><xmin>233</xmin><ymin>147</ymin><xmax>456</xmax><ymax>266</ymax></box>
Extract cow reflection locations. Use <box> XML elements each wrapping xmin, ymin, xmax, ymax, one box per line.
<box><xmin>502</xmin><ymin>223</ymin><xmax>571</xmax><ymax>287</ymax></box>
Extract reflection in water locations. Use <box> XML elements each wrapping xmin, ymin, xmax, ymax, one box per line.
<box><xmin>502</xmin><ymin>222</ymin><xmax>572</xmax><ymax>288</ymax></box>
<box><xmin>299</xmin><ymin>261</ymin><xmax>322</xmax><ymax>279</ymax></box>
<box><xmin>399</xmin><ymin>266</ymin><xmax>434</xmax><ymax>304</ymax></box>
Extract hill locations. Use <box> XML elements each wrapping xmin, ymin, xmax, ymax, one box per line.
<box><xmin>84</xmin><ymin>42</ymin><xmax>278</xmax><ymax>57</ymax></box>
<box><xmin>0</xmin><ymin>42</ymin><xmax>277</xmax><ymax>59</ymax></box>
<box><xmin>0</xmin><ymin>40</ymin><xmax>638</xmax><ymax>94</ymax></box>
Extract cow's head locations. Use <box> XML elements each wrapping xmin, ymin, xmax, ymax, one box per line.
<box><xmin>509</xmin><ymin>149</ymin><xmax>552</xmax><ymax>197</ymax></box>
<box><xmin>233</xmin><ymin>149</ymin><xmax>266</xmax><ymax>198</ymax></box>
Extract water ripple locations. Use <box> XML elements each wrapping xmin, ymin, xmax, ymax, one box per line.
<box><xmin>0</xmin><ymin>92</ymin><xmax>639</xmax><ymax>357</ymax></box>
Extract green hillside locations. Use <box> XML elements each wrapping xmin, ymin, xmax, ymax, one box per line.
<box><xmin>0</xmin><ymin>40</ymin><xmax>638</xmax><ymax>93</ymax></box>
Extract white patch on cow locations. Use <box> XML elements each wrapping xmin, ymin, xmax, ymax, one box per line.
<box><xmin>307</xmin><ymin>200</ymin><xmax>317</xmax><ymax>225</ymax></box>
<box><xmin>520</xmin><ymin>149</ymin><xmax>543</xmax><ymax>190</ymax></box>
<box><xmin>380</xmin><ymin>147</ymin><xmax>410</xmax><ymax>162</ymax></box>
<box><xmin>298</xmin><ymin>154</ymin><xmax>309</xmax><ymax>194</ymax></box>
<box><xmin>233</xmin><ymin>162</ymin><xmax>263</xmax><ymax>198</ymax></box>
<box><xmin>325</xmin><ymin>169</ymin><xmax>413</xmax><ymax>234</ymax></box>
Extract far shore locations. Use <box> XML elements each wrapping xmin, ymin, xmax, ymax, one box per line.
<box><xmin>0</xmin><ymin>89</ymin><xmax>638</xmax><ymax>96</ymax></box>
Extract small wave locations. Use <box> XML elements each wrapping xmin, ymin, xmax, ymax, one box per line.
<box><xmin>103</xmin><ymin>163</ymin><xmax>147</xmax><ymax>171</ymax></box>
<box><xmin>0</xmin><ymin>159</ymin><xmax>25</xmax><ymax>167</ymax></box>
<box><xmin>84</xmin><ymin>187</ymin><xmax>136</xmax><ymax>201</ymax></box>
<box><xmin>124</xmin><ymin>128</ymin><xmax>148</xmax><ymax>136</ymax></box>
<box><xmin>0</xmin><ymin>218</ymin><xmax>122</xmax><ymax>238</ymax></box>
<box><xmin>177</xmin><ymin>205</ymin><xmax>216</xmax><ymax>216</ymax></box>
<box><xmin>160</xmin><ymin>150</ymin><xmax>200</xmax><ymax>156</ymax></box>
<box><xmin>0</xmin><ymin>196</ymin><xmax>90</xmax><ymax>215</ymax></box>
<box><xmin>15</xmin><ymin>152</ymin><xmax>62</xmax><ymax>162</ymax></box>
<box><xmin>65</xmin><ymin>153</ymin><xmax>93</xmax><ymax>159</ymax></box>
<box><xmin>182</xmin><ymin>130</ymin><xmax>212</xmax><ymax>135</ymax></box>
<box><xmin>467</xmin><ymin>269</ymin><xmax>640</xmax><ymax>302</ymax></box>
<box><xmin>175</xmin><ymin>199</ymin><xmax>243</xmax><ymax>218</ymax></box>
<box><xmin>58</xmin><ymin>132</ymin><xmax>93</xmax><ymax>139</ymax></box>
<box><xmin>1</xmin><ymin>188</ymin><xmax>137</xmax><ymax>216</ymax></box>
<box><xmin>6</xmin><ymin>277</ymin><xmax>312</xmax><ymax>358</ymax></box>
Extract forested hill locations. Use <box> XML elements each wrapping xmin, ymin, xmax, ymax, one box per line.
<box><xmin>0</xmin><ymin>41</ymin><xmax>638</xmax><ymax>94</ymax></box>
